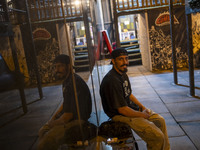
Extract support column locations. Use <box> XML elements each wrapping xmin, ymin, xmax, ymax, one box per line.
<box><xmin>112</xmin><ymin>0</ymin><xmax>120</xmax><ymax>47</ymax></box>
<box><xmin>3</xmin><ymin>0</ymin><xmax>27</xmax><ymax>113</ymax></box>
<box><xmin>186</xmin><ymin>13</ymin><xmax>195</xmax><ymax>96</ymax></box>
<box><xmin>169</xmin><ymin>0</ymin><xmax>178</xmax><ymax>84</ymax></box>
<box><xmin>24</xmin><ymin>0</ymin><xmax>43</xmax><ymax>99</ymax></box>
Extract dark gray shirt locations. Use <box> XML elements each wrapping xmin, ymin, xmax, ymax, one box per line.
<box><xmin>100</xmin><ymin>68</ymin><xmax>139</xmax><ymax>118</ymax></box>
<box><xmin>62</xmin><ymin>73</ymin><xmax>92</xmax><ymax>121</ymax></box>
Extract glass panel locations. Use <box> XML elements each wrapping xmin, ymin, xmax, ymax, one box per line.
<box><xmin>0</xmin><ymin>0</ymin><xmax>98</xmax><ymax>149</ymax></box>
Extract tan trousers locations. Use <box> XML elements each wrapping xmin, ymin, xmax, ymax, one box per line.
<box><xmin>112</xmin><ymin>111</ymin><xmax>170</xmax><ymax>150</ymax></box>
<box><xmin>37</xmin><ymin>120</ymin><xmax>84</xmax><ymax>150</ymax></box>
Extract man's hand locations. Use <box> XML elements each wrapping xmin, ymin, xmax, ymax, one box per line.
<box><xmin>38</xmin><ymin>122</ymin><xmax>51</xmax><ymax>138</ymax></box>
<box><xmin>47</xmin><ymin>120</ymin><xmax>56</xmax><ymax>128</ymax></box>
<box><xmin>48</xmin><ymin>113</ymin><xmax>73</xmax><ymax>128</ymax></box>
<box><xmin>143</xmin><ymin>108</ymin><xmax>151</xmax><ymax>114</ymax></box>
<box><xmin>142</xmin><ymin>110</ymin><xmax>150</xmax><ymax>119</ymax></box>
<box><xmin>118</xmin><ymin>106</ymin><xmax>151</xmax><ymax>119</ymax></box>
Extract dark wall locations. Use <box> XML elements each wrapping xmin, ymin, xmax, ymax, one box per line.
<box><xmin>21</xmin><ymin>21</ymin><xmax>60</xmax><ymax>84</ymax></box>
<box><xmin>192</xmin><ymin>12</ymin><xmax>200</xmax><ymax>68</ymax></box>
<box><xmin>148</xmin><ymin>6</ymin><xmax>188</xmax><ymax>70</ymax></box>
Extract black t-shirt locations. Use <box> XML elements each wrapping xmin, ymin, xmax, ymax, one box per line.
<box><xmin>100</xmin><ymin>68</ymin><xmax>139</xmax><ymax>118</ymax></box>
<box><xmin>62</xmin><ymin>73</ymin><xmax>92</xmax><ymax>121</ymax></box>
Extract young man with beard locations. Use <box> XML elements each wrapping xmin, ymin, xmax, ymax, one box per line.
<box><xmin>37</xmin><ymin>54</ymin><xmax>92</xmax><ymax>150</ymax></box>
<box><xmin>100</xmin><ymin>48</ymin><xmax>170</xmax><ymax>150</ymax></box>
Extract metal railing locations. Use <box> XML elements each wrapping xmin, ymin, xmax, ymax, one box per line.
<box><xmin>115</xmin><ymin>0</ymin><xmax>185</xmax><ymax>11</ymax></box>
<box><xmin>28</xmin><ymin>0</ymin><xmax>89</xmax><ymax>22</ymax></box>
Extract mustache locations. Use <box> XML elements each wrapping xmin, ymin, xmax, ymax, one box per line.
<box><xmin>56</xmin><ymin>72</ymin><xmax>63</xmax><ymax>74</ymax></box>
<box><xmin>120</xmin><ymin>64</ymin><xmax>128</xmax><ymax>67</ymax></box>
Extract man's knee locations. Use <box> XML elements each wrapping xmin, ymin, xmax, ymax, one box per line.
<box><xmin>37</xmin><ymin>127</ymin><xmax>64</xmax><ymax>150</ymax></box>
<box><xmin>153</xmin><ymin>115</ymin><xmax>166</xmax><ymax>129</ymax></box>
<box><xmin>145</xmin><ymin>126</ymin><xmax>165</xmax><ymax>142</ymax></box>
<box><xmin>146</xmin><ymin>131</ymin><xmax>165</xmax><ymax>150</ymax></box>
<box><xmin>38</xmin><ymin>124</ymin><xmax>50</xmax><ymax>138</ymax></box>
<box><xmin>154</xmin><ymin>130</ymin><xmax>165</xmax><ymax>144</ymax></box>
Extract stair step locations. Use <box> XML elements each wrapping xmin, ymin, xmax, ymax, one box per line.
<box><xmin>127</xmin><ymin>48</ymin><xmax>140</xmax><ymax>53</ymax></box>
<box><xmin>125</xmin><ymin>45</ymin><xmax>140</xmax><ymax>50</ymax></box>
<box><xmin>129</xmin><ymin>58</ymin><xmax>142</xmax><ymax>62</ymax></box>
<box><xmin>73</xmin><ymin>50</ymin><xmax>88</xmax><ymax>53</ymax></box>
<box><xmin>74</xmin><ymin>59</ymin><xmax>89</xmax><ymax>63</ymax></box>
<box><xmin>120</xmin><ymin>39</ymin><xmax>139</xmax><ymax>44</ymax></box>
<box><xmin>74</xmin><ymin>64</ymin><xmax>90</xmax><ymax>68</ymax></box>
<box><xmin>74</xmin><ymin>45</ymin><xmax>87</xmax><ymax>50</ymax></box>
<box><xmin>121</xmin><ymin>43</ymin><xmax>139</xmax><ymax>48</ymax></box>
<box><xmin>75</xmin><ymin>54</ymin><xmax>88</xmax><ymax>59</ymax></box>
<box><xmin>128</xmin><ymin>53</ymin><xmax>141</xmax><ymax>57</ymax></box>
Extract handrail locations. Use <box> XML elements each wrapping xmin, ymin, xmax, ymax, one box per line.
<box><xmin>115</xmin><ymin>0</ymin><xmax>185</xmax><ymax>11</ymax></box>
<box><xmin>28</xmin><ymin>0</ymin><xmax>88</xmax><ymax>22</ymax></box>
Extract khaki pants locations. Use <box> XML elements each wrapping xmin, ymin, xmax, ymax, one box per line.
<box><xmin>112</xmin><ymin>111</ymin><xmax>170</xmax><ymax>150</ymax></box>
<box><xmin>37</xmin><ymin>120</ymin><xmax>84</xmax><ymax>150</ymax></box>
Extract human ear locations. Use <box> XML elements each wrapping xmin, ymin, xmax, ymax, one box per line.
<box><xmin>111</xmin><ymin>59</ymin><xmax>115</xmax><ymax>65</ymax></box>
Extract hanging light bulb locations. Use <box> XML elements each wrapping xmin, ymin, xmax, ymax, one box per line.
<box><xmin>74</xmin><ymin>0</ymin><xmax>81</xmax><ymax>6</ymax></box>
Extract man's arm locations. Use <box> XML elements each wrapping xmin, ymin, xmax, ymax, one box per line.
<box><xmin>129</xmin><ymin>94</ymin><xmax>146</xmax><ymax>111</ymax></box>
<box><xmin>48</xmin><ymin>112</ymin><xmax>73</xmax><ymax>128</ymax></box>
<box><xmin>117</xmin><ymin>94</ymin><xmax>151</xmax><ymax>119</ymax></box>
<box><xmin>51</xmin><ymin>104</ymin><xmax>63</xmax><ymax>120</ymax></box>
<box><xmin>129</xmin><ymin>94</ymin><xmax>152</xmax><ymax>115</ymax></box>
<box><xmin>48</xmin><ymin>104</ymin><xmax>73</xmax><ymax>128</ymax></box>
<box><xmin>118</xmin><ymin>106</ymin><xmax>150</xmax><ymax>119</ymax></box>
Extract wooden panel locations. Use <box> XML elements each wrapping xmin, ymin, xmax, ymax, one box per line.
<box><xmin>127</xmin><ymin>0</ymin><xmax>130</xmax><ymax>9</ymax></box>
<box><xmin>131</xmin><ymin>0</ymin><xmax>134</xmax><ymax>8</ymax></box>
<box><xmin>116</xmin><ymin>0</ymin><xmax>184</xmax><ymax>11</ymax></box>
<box><xmin>51</xmin><ymin>0</ymin><xmax>55</xmax><ymax>18</ymax></box>
<box><xmin>37</xmin><ymin>0</ymin><xmax>42</xmax><ymax>20</ymax></box>
<box><xmin>43</xmin><ymin>0</ymin><xmax>47</xmax><ymax>19</ymax></box>
<box><xmin>122</xmin><ymin>0</ymin><xmax>125</xmax><ymax>9</ymax></box>
<box><xmin>33</xmin><ymin>0</ymin><xmax>39</xmax><ymax>21</ymax></box>
<box><xmin>47</xmin><ymin>0</ymin><xmax>51</xmax><ymax>19</ymax></box>
<box><xmin>27</xmin><ymin>0</ymin><xmax>83</xmax><ymax>22</ymax></box>
<box><xmin>150</xmin><ymin>0</ymin><xmax>153</xmax><ymax>6</ymax></box>
<box><xmin>117</xmin><ymin>0</ymin><xmax>120</xmax><ymax>10</ymax></box>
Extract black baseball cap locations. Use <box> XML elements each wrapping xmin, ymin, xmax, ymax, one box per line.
<box><xmin>54</xmin><ymin>54</ymin><xmax>70</xmax><ymax>65</ymax></box>
<box><xmin>110</xmin><ymin>48</ymin><xmax>128</xmax><ymax>64</ymax></box>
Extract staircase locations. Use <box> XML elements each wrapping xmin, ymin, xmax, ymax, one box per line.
<box><xmin>73</xmin><ymin>39</ymin><xmax>142</xmax><ymax>72</ymax></box>
<box><xmin>73</xmin><ymin>45</ymin><xmax>90</xmax><ymax>72</ymax></box>
<box><xmin>120</xmin><ymin>39</ymin><xmax>142</xmax><ymax>66</ymax></box>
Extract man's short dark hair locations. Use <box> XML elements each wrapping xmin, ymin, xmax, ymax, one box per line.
<box><xmin>110</xmin><ymin>48</ymin><xmax>128</xmax><ymax>64</ymax></box>
<box><xmin>111</xmin><ymin>48</ymin><xmax>128</xmax><ymax>59</ymax></box>
<box><xmin>54</xmin><ymin>54</ymin><xmax>70</xmax><ymax>65</ymax></box>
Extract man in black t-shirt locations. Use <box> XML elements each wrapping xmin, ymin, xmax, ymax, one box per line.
<box><xmin>38</xmin><ymin>54</ymin><xmax>92</xmax><ymax>150</ymax></box>
<box><xmin>100</xmin><ymin>48</ymin><xmax>170</xmax><ymax>150</ymax></box>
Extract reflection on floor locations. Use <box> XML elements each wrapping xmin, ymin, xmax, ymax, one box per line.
<box><xmin>0</xmin><ymin>61</ymin><xmax>200</xmax><ymax>150</ymax></box>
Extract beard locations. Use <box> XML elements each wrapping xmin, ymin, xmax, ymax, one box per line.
<box><xmin>120</xmin><ymin>68</ymin><xmax>128</xmax><ymax>73</ymax></box>
<box><xmin>119</xmin><ymin>65</ymin><xmax>128</xmax><ymax>73</ymax></box>
<box><xmin>55</xmin><ymin>72</ymin><xmax>66</xmax><ymax>80</ymax></box>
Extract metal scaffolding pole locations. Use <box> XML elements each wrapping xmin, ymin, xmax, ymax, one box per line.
<box><xmin>2</xmin><ymin>0</ymin><xmax>27</xmax><ymax>113</ymax></box>
<box><xmin>24</xmin><ymin>0</ymin><xmax>43</xmax><ymax>99</ymax></box>
<box><xmin>169</xmin><ymin>0</ymin><xmax>178</xmax><ymax>84</ymax></box>
<box><xmin>186</xmin><ymin>13</ymin><xmax>195</xmax><ymax>96</ymax></box>
<box><xmin>112</xmin><ymin>0</ymin><xmax>120</xmax><ymax>47</ymax></box>
<box><xmin>82</xmin><ymin>0</ymin><xmax>99</xmax><ymax>126</ymax></box>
